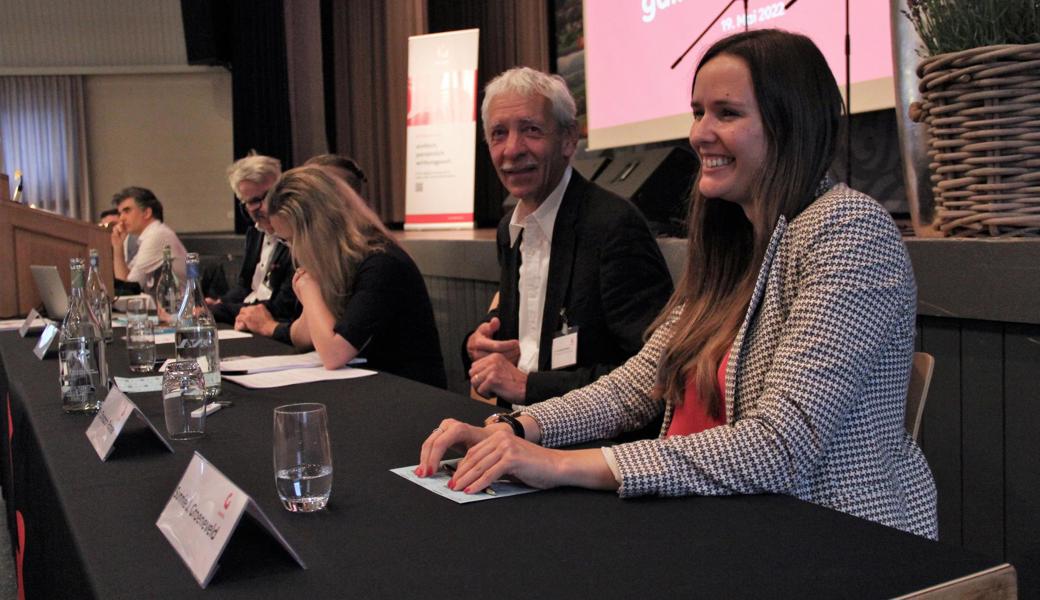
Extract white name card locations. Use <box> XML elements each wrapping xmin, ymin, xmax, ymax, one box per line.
<box><xmin>18</xmin><ymin>308</ymin><xmax>42</xmax><ymax>337</ymax></box>
<box><xmin>156</xmin><ymin>452</ymin><xmax>306</xmax><ymax>588</ymax></box>
<box><xmin>86</xmin><ymin>385</ymin><xmax>174</xmax><ymax>461</ymax></box>
<box><xmin>32</xmin><ymin>323</ymin><xmax>60</xmax><ymax>359</ymax></box>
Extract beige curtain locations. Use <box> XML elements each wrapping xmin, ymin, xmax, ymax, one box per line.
<box><xmin>284</xmin><ymin>0</ymin><xmax>329</xmax><ymax>166</ymax></box>
<box><xmin>329</xmin><ymin>0</ymin><xmax>426</xmax><ymax>223</ymax></box>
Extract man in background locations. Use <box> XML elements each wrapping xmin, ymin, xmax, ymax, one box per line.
<box><xmin>208</xmin><ymin>153</ymin><xmax>299</xmax><ymax>344</ymax></box>
<box><xmin>465</xmin><ymin>67</ymin><xmax>673</xmax><ymax>407</ymax></box>
<box><xmin>109</xmin><ymin>186</ymin><xmax>187</xmax><ymax>288</ymax></box>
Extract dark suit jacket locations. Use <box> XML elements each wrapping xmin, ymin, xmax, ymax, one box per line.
<box><xmin>212</xmin><ymin>227</ymin><xmax>299</xmax><ymax>344</ymax></box>
<box><xmin>469</xmin><ymin>171</ymin><xmax>673</xmax><ymax>404</ymax></box>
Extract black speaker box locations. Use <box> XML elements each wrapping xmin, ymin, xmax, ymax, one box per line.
<box><xmin>594</xmin><ymin>146</ymin><xmax>698</xmax><ymax>236</ymax></box>
<box><xmin>181</xmin><ymin>0</ymin><xmax>232</xmax><ymax>67</ymax></box>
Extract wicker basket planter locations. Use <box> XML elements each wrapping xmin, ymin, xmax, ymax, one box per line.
<box><xmin>914</xmin><ymin>43</ymin><xmax>1040</xmax><ymax>237</ymax></box>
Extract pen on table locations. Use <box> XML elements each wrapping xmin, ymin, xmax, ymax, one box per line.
<box><xmin>441</xmin><ymin>462</ymin><xmax>496</xmax><ymax>495</ymax></box>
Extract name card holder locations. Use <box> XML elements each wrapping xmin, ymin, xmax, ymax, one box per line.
<box><xmin>156</xmin><ymin>452</ymin><xmax>306</xmax><ymax>588</ymax></box>
<box><xmin>86</xmin><ymin>385</ymin><xmax>174</xmax><ymax>460</ymax></box>
<box><xmin>32</xmin><ymin>323</ymin><xmax>60</xmax><ymax>359</ymax></box>
<box><xmin>18</xmin><ymin>308</ymin><xmax>43</xmax><ymax>337</ymax></box>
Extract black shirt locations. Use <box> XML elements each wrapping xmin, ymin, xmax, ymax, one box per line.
<box><xmin>332</xmin><ymin>243</ymin><xmax>446</xmax><ymax>389</ymax></box>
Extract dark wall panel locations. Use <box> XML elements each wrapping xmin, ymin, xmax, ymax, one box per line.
<box><xmin>959</xmin><ymin>324</ymin><xmax>1004</xmax><ymax>559</ymax></box>
<box><xmin>1005</xmin><ymin>324</ymin><xmax>1040</xmax><ymax>597</ymax></box>
<box><xmin>919</xmin><ymin>318</ymin><xmax>962</xmax><ymax>545</ymax></box>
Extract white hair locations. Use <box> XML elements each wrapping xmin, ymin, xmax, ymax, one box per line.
<box><xmin>480</xmin><ymin>67</ymin><xmax>577</xmax><ymax>141</ymax></box>
<box><xmin>226</xmin><ymin>152</ymin><xmax>282</xmax><ymax>199</ymax></box>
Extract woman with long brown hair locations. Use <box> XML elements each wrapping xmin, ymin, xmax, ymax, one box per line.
<box><xmin>416</xmin><ymin>29</ymin><xmax>937</xmax><ymax>539</ymax></box>
<box><xmin>265</xmin><ymin>166</ymin><xmax>446</xmax><ymax>389</ymax></box>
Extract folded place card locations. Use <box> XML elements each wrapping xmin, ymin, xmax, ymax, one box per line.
<box><xmin>86</xmin><ymin>385</ymin><xmax>174</xmax><ymax>460</ymax></box>
<box><xmin>156</xmin><ymin>452</ymin><xmax>306</xmax><ymax>588</ymax></box>
<box><xmin>32</xmin><ymin>323</ymin><xmax>60</xmax><ymax>359</ymax></box>
<box><xmin>18</xmin><ymin>308</ymin><xmax>44</xmax><ymax>337</ymax></box>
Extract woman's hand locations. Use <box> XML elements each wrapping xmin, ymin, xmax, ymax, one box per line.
<box><xmin>416</xmin><ymin>418</ymin><xmax>617</xmax><ymax>494</ymax></box>
<box><xmin>292</xmin><ymin>269</ymin><xmax>320</xmax><ymax>303</ymax></box>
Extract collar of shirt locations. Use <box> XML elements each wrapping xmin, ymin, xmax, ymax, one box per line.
<box><xmin>508</xmin><ymin>165</ymin><xmax>572</xmax><ymax>247</ymax></box>
<box><xmin>138</xmin><ymin>219</ymin><xmax>160</xmax><ymax>241</ymax></box>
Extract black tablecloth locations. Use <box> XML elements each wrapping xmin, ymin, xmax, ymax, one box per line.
<box><xmin>0</xmin><ymin>331</ymin><xmax>1006</xmax><ymax>599</ymax></box>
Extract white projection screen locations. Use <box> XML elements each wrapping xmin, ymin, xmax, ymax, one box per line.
<box><xmin>583</xmin><ymin>0</ymin><xmax>895</xmax><ymax>149</ymax></box>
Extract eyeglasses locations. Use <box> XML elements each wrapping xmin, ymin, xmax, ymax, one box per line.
<box><xmin>241</xmin><ymin>196</ymin><xmax>264</xmax><ymax>210</ymax></box>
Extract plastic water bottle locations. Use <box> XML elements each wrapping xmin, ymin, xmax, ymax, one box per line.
<box><xmin>86</xmin><ymin>249</ymin><xmax>113</xmax><ymax>342</ymax></box>
<box><xmin>174</xmin><ymin>253</ymin><xmax>221</xmax><ymax>398</ymax></box>
<box><xmin>60</xmin><ymin>258</ymin><xmax>108</xmax><ymax>413</ymax></box>
<box><xmin>152</xmin><ymin>245</ymin><xmax>181</xmax><ymax>317</ymax></box>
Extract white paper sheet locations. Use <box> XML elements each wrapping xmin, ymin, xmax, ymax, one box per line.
<box><xmin>220</xmin><ymin>351</ymin><xmax>366</xmax><ymax>374</ymax></box>
<box><xmin>222</xmin><ymin>365</ymin><xmax>377</xmax><ymax>389</ymax></box>
<box><xmin>390</xmin><ymin>459</ymin><xmax>540</xmax><ymax>503</ymax></box>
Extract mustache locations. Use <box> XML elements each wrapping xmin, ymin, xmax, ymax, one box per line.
<box><xmin>501</xmin><ymin>161</ymin><xmax>537</xmax><ymax>172</ymax></box>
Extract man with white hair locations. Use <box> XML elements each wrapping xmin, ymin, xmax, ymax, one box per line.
<box><xmin>207</xmin><ymin>153</ymin><xmax>299</xmax><ymax>343</ymax></box>
<box><xmin>465</xmin><ymin>67</ymin><xmax>672</xmax><ymax>408</ymax></box>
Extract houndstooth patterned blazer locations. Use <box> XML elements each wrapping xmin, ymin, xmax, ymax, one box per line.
<box><xmin>523</xmin><ymin>182</ymin><xmax>939</xmax><ymax>539</ymax></box>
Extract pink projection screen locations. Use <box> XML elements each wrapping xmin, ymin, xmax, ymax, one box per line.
<box><xmin>583</xmin><ymin>0</ymin><xmax>894</xmax><ymax>149</ymax></box>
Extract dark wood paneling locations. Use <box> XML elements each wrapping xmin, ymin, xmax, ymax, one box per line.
<box><xmin>1004</xmin><ymin>324</ymin><xmax>1040</xmax><ymax>597</ymax></box>
<box><xmin>960</xmin><ymin>323</ymin><xmax>1004</xmax><ymax>559</ymax></box>
<box><xmin>424</xmin><ymin>275</ymin><xmax>496</xmax><ymax>395</ymax></box>
<box><xmin>919</xmin><ymin>317</ymin><xmax>963</xmax><ymax>545</ymax></box>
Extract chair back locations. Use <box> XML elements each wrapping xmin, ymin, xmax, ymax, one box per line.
<box><xmin>905</xmin><ymin>352</ymin><xmax>935</xmax><ymax>441</ymax></box>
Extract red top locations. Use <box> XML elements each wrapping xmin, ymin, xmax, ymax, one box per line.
<box><xmin>665</xmin><ymin>352</ymin><xmax>729</xmax><ymax>437</ymax></box>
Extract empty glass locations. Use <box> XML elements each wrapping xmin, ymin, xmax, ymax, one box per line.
<box><xmin>162</xmin><ymin>360</ymin><xmax>207</xmax><ymax>440</ymax></box>
<box><xmin>273</xmin><ymin>403</ymin><xmax>333</xmax><ymax>512</ymax></box>
<box><xmin>126</xmin><ymin>298</ymin><xmax>156</xmax><ymax>373</ymax></box>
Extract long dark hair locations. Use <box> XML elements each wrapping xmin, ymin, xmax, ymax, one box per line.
<box><xmin>652</xmin><ymin>29</ymin><xmax>845</xmax><ymax>417</ymax></box>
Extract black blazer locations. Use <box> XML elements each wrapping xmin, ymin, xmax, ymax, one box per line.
<box><xmin>473</xmin><ymin>171</ymin><xmax>673</xmax><ymax>404</ymax></box>
<box><xmin>212</xmin><ymin>227</ymin><xmax>299</xmax><ymax>343</ymax></box>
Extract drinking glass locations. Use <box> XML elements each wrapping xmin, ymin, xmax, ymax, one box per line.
<box><xmin>126</xmin><ymin>298</ymin><xmax>155</xmax><ymax>373</ymax></box>
<box><xmin>273</xmin><ymin>403</ymin><xmax>333</xmax><ymax>512</ymax></box>
<box><xmin>162</xmin><ymin>360</ymin><xmax>207</xmax><ymax>440</ymax></box>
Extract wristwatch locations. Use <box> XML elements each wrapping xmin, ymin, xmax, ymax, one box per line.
<box><xmin>489</xmin><ymin>411</ymin><xmax>525</xmax><ymax>439</ymax></box>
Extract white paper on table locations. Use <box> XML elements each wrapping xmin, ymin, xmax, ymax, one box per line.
<box><xmin>113</xmin><ymin>375</ymin><xmax>165</xmax><ymax>393</ymax></box>
<box><xmin>222</xmin><ymin>365</ymin><xmax>377</xmax><ymax>389</ymax></box>
<box><xmin>154</xmin><ymin>329</ymin><xmax>252</xmax><ymax>345</ymax></box>
<box><xmin>220</xmin><ymin>351</ymin><xmax>366</xmax><ymax>374</ymax></box>
<box><xmin>0</xmin><ymin>317</ymin><xmax>50</xmax><ymax>332</ymax></box>
<box><xmin>390</xmin><ymin>459</ymin><xmax>540</xmax><ymax>504</ymax></box>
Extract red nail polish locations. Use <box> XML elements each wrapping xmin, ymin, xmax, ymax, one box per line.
<box><xmin>448</xmin><ymin>478</ymin><xmax>456</xmax><ymax>490</ymax></box>
<box><xmin>417</xmin><ymin>467</ymin><xmax>426</xmax><ymax>477</ymax></box>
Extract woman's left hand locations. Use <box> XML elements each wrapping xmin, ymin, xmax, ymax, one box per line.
<box><xmin>446</xmin><ymin>428</ymin><xmax>565</xmax><ymax>493</ymax></box>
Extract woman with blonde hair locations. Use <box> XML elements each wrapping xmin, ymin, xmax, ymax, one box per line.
<box><xmin>265</xmin><ymin>166</ymin><xmax>446</xmax><ymax>388</ymax></box>
<box><xmin>416</xmin><ymin>29</ymin><xmax>937</xmax><ymax>539</ymax></box>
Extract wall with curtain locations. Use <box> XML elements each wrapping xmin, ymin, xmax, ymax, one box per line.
<box><xmin>84</xmin><ymin>71</ymin><xmax>233</xmax><ymax>232</ymax></box>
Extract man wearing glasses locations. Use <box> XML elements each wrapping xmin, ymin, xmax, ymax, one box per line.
<box><xmin>207</xmin><ymin>153</ymin><xmax>299</xmax><ymax>343</ymax></box>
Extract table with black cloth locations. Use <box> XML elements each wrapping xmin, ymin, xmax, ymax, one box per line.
<box><xmin>0</xmin><ymin>331</ymin><xmax>1017</xmax><ymax>599</ymax></box>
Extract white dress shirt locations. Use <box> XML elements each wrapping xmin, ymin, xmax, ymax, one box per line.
<box><xmin>507</xmin><ymin>166</ymin><xmax>572</xmax><ymax>374</ymax></box>
<box><xmin>243</xmin><ymin>231</ymin><xmax>277</xmax><ymax>304</ymax></box>
<box><xmin>126</xmin><ymin>220</ymin><xmax>188</xmax><ymax>287</ymax></box>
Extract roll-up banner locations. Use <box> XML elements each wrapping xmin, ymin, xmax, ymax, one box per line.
<box><xmin>405</xmin><ymin>29</ymin><xmax>479</xmax><ymax>230</ymax></box>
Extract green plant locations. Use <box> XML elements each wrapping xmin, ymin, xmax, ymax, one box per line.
<box><xmin>904</xmin><ymin>0</ymin><xmax>1040</xmax><ymax>56</ymax></box>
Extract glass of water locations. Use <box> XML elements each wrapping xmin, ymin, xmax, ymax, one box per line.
<box><xmin>273</xmin><ymin>403</ymin><xmax>333</xmax><ymax>512</ymax></box>
<box><xmin>162</xmin><ymin>360</ymin><xmax>207</xmax><ymax>440</ymax></box>
<box><xmin>126</xmin><ymin>298</ymin><xmax>155</xmax><ymax>373</ymax></box>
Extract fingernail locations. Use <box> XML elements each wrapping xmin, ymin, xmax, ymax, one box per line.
<box><xmin>448</xmin><ymin>478</ymin><xmax>456</xmax><ymax>490</ymax></box>
<box><xmin>415</xmin><ymin>467</ymin><xmax>424</xmax><ymax>477</ymax></box>
<box><xmin>463</xmin><ymin>486</ymin><xmax>473</xmax><ymax>494</ymax></box>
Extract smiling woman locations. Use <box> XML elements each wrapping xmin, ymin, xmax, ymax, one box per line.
<box><xmin>418</xmin><ymin>29</ymin><xmax>937</xmax><ymax>541</ymax></box>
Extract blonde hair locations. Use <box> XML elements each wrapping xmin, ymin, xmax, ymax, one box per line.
<box><xmin>265</xmin><ymin>166</ymin><xmax>392</xmax><ymax>319</ymax></box>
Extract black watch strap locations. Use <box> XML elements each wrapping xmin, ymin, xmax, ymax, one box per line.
<box><xmin>495</xmin><ymin>412</ymin><xmax>525</xmax><ymax>439</ymax></box>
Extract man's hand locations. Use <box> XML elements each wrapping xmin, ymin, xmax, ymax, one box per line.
<box><xmin>466</xmin><ymin>317</ymin><xmax>520</xmax><ymax>363</ymax></box>
<box><xmin>204</xmin><ymin>297</ymin><xmax>222</xmax><ymax>307</ymax></box>
<box><xmin>469</xmin><ymin>353</ymin><xmax>528</xmax><ymax>403</ymax></box>
<box><xmin>109</xmin><ymin>223</ymin><xmax>127</xmax><ymax>249</ymax></box>
<box><xmin>234</xmin><ymin>304</ymin><xmax>278</xmax><ymax>337</ymax></box>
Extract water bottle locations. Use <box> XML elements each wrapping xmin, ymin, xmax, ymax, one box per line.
<box><xmin>59</xmin><ymin>258</ymin><xmax>108</xmax><ymax>413</ymax></box>
<box><xmin>174</xmin><ymin>253</ymin><xmax>221</xmax><ymax>398</ymax></box>
<box><xmin>85</xmin><ymin>249</ymin><xmax>113</xmax><ymax>342</ymax></box>
<box><xmin>152</xmin><ymin>245</ymin><xmax>181</xmax><ymax>317</ymax></box>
